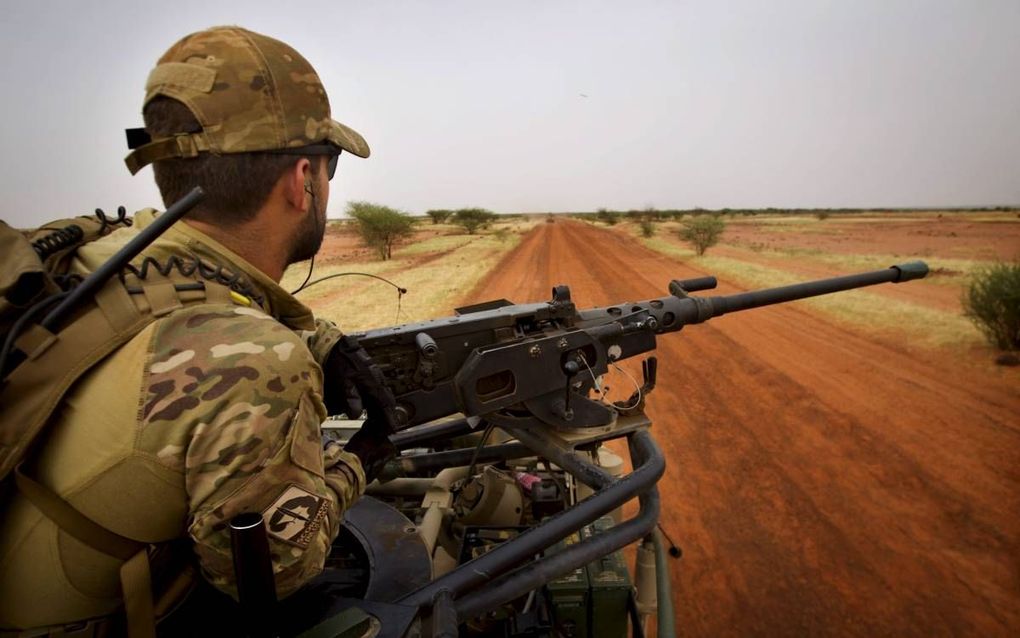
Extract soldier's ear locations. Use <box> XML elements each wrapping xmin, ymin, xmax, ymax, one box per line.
<box><xmin>282</xmin><ymin>158</ymin><xmax>313</xmax><ymax>213</ymax></box>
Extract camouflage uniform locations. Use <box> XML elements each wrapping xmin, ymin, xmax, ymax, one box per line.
<box><xmin>0</xmin><ymin>212</ymin><xmax>365</xmax><ymax>628</ymax></box>
<box><xmin>0</xmin><ymin>26</ymin><xmax>372</xmax><ymax>630</ymax></box>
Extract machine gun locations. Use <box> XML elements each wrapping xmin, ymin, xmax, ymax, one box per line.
<box><xmin>240</xmin><ymin>262</ymin><xmax>929</xmax><ymax>638</ymax></box>
<box><xmin>355</xmin><ymin>261</ymin><xmax>929</xmax><ymax>432</ymax></box>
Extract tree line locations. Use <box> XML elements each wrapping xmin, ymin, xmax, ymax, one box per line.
<box><xmin>346</xmin><ymin>202</ymin><xmax>497</xmax><ymax>260</ymax></box>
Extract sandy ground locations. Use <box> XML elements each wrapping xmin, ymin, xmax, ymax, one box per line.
<box><xmin>722</xmin><ymin>215</ymin><xmax>1020</xmax><ymax>262</ymax></box>
<box><xmin>461</xmin><ymin>220</ymin><xmax>1020</xmax><ymax>636</ymax></box>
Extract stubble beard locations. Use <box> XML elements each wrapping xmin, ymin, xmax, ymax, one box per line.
<box><xmin>287</xmin><ymin>180</ymin><xmax>327</xmax><ymax>266</ymax></box>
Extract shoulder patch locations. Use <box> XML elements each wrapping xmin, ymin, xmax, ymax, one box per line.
<box><xmin>262</xmin><ymin>483</ymin><xmax>328</xmax><ymax>548</ymax></box>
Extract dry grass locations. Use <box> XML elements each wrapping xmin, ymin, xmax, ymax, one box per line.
<box><xmin>282</xmin><ymin>221</ymin><xmax>533</xmax><ymax>332</ymax></box>
<box><xmin>398</xmin><ymin>234</ymin><xmax>474</xmax><ymax>255</ymax></box>
<box><xmin>634</xmin><ymin>233</ymin><xmax>982</xmax><ymax>349</ymax></box>
<box><xmin>727</xmin><ymin>244</ymin><xmax>988</xmax><ymax>285</ymax></box>
<box><xmin>699</xmin><ymin>255</ymin><xmax>980</xmax><ymax>348</ymax></box>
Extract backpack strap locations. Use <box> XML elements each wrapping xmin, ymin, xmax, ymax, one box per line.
<box><xmin>14</xmin><ymin>466</ymin><xmax>143</xmax><ymax>560</ymax></box>
<box><xmin>15</xmin><ymin>465</ymin><xmax>155</xmax><ymax>638</ymax></box>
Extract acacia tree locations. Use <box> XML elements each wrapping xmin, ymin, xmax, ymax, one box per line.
<box><xmin>679</xmin><ymin>216</ymin><xmax>725</xmax><ymax>256</ymax></box>
<box><xmin>453</xmin><ymin>208</ymin><xmax>496</xmax><ymax>234</ymax></box>
<box><xmin>347</xmin><ymin>201</ymin><xmax>415</xmax><ymax>260</ymax></box>
<box><xmin>426</xmin><ymin>209</ymin><xmax>453</xmax><ymax>225</ymax></box>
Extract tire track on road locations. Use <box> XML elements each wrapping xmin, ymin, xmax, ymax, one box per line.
<box><xmin>459</xmin><ymin>220</ymin><xmax>1020</xmax><ymax>635</ymax></box>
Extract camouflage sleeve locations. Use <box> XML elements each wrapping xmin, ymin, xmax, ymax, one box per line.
<box><xmin>303</xmin><ymin>317</ymin><xmax>343</xmax><ymax>367</ymax></box>
<box><xmin>139</xmin><ymin>304</ymin><xmax>365</xmax><ymax>599</ymax></box>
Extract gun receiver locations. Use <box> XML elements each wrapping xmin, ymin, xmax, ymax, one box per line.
<box><xmin>351</xmin><ymin>261</ymin><xmax>928</xmax><ymax>430</ymax></box>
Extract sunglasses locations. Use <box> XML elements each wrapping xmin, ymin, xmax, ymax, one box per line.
<box><xmin>268</xmin><ymin>144</ymin><xmax>341</xmax><ymax>180</ymax></box>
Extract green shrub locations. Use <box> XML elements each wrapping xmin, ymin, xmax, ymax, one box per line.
<box><xmin>426</xmin><ymin>209</ymin><xmax>453</xmax><ymax>224</ymax></box>
<box><xmin>816</xmin><ymin>211</ymin><xmax>831</xmax><ymax>220</ymax></box>
<box><xmin>962</xmin><ymin>261</ymin><xmax>1020</xmax><ymax>350</ymax></box>
<box><xmin>453</xmin><ymin>208</ymin><xmax>497</xmax><ymax>234</ymax></box>
<box><xmin>347</xmin><ymin>201</ymin><xmax>415</xmax><ymax>260</ymax></box>
<box><xmin>596</xmin><ymin>208</ymin><xmax>621</xmax><ymax>226</ymax></box>
<box><xmin>678</xmin><ymin>216</ymin><xmax>725</xmax><ymax>256</ymax></box>
<box><xmin>639</xmin><ymin>220</ymin><xmax>655</xmax><ymax>238</ymax></box>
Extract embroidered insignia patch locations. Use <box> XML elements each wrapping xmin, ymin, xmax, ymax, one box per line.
<box><xmin>262</xmin><ymin>484</ymin><xmax>328</xmax><ymax>548</ymax></box>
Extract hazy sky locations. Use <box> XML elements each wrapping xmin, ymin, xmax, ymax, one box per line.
<box><xmin>2</xmin><ymin>0</ymin><xmax>1017</xmax><ymax>227</ymax></box>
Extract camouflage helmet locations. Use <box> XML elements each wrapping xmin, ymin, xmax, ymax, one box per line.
<box><xmin>124</xmin><ymin>26</ymin><xmax>369</xmax><ymax>175</ymax></box>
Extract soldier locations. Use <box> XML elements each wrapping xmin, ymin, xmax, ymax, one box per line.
<box><xmin>0</xmin><ymin>26</ymin><xmax>394</xmax><ymax>635</ymax></box>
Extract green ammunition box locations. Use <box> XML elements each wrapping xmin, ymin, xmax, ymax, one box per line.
<box><xmin>545</xmin><ymin>531</ymin><xmax>589</xmax><ymax>638</ymax></box>
<box><xmin>584</xmin><ymin>518</ymin><xmax>632</xmax><ymax>638</ymax></box>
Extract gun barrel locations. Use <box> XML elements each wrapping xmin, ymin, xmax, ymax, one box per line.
<box><xmin>678</xmin><ymin>261</ymin><xmax>928</xmax><ymax>324</ymax></box>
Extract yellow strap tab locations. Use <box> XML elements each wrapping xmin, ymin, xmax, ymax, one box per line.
<box><xmin>229</xmin><ymin>290</ymin><xmax>252</xmax><ymax>307</ymax></box>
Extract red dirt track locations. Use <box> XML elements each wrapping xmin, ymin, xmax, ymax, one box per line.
<box><xmin>463</xmin><ymin>220</ymin><xmax>1020</xmax><ymax>636</ymax></box>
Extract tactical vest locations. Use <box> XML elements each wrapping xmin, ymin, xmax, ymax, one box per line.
<box><xmin>0</xmin><ymin>201</ymin><xmax>255</xmax><ymax>637</ymax></box>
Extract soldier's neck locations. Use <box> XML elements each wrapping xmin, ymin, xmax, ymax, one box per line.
<box><xmin>184</xmin><ymin>219</ymin><xmax>288</xmax><ymax>283</ymax></box>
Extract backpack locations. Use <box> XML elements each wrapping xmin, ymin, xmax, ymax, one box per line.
<box><xmin>0</xmin><ymin>189</ymin><xmax>220</xmax><ymax>636</ymax></box>
<box><xmin>1</xmin><ymin>187</ymin><xmax>207</xmax><ymax>480</ymax></box>
<box><xmin>1</xmin><ymin>208</ymin><xmax>130</xmax><ymax>372</ymax></box>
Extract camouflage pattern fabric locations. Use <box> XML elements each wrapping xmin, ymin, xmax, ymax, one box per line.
<box><xmin>125</xmin><ymin>26</ymin><xmax>369</xmax><ymax>174</ymax></box>
<box><xmin>143</xmin><ymin>303</ymin><xmax>364</xmax><ymax>597</ymax></box>
<box><xmin>125</xmin><ymin>208</ymin><xmax>366</xmax><ymax>598</ymax></box>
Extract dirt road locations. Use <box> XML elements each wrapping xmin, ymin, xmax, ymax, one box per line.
<box><xmin>463</xmin><ymin>220</ymin><xmax>1020</xmax><ymax>636</ymax></box>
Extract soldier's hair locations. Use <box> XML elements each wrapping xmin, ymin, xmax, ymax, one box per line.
<box><xmin>143</xmin><ymin>97</ymin><xmax>318</xmax><ymax>225</ymax></box>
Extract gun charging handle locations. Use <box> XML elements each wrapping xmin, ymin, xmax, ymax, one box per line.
<box><xmin>562</xmin><ymin>358</ymin><xmax>581</xmax><ymax>419</ymax></box>
<box><xmin>229</xmin><ymin>513</ymin><xmax>278</xmax><ymax>638</ymax></box>
<box><xmin>415</xmin><ymin>331</ymin><xmax>439</xmax><ymax>359</ymax></box>
<box><xmin>668</xmin><ymin>276</ymin><xmax>717</xmax><ymax>297</ymax></box>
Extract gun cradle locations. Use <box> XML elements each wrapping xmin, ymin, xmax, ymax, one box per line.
<box><xmin>356</xmin><ymin>295</ymin><xmax>658</xmax><ymax>430</ymax></box>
